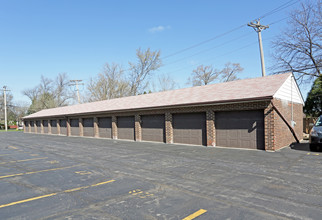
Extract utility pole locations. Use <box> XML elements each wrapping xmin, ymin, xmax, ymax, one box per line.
<box><xmin>69</xmin><ymin>80</ymin><xmax>83</xmax><ymax>104</ymax></box>
<box><xmin>2</xmin><ymin>86</ymin><xmax>10</xmax><ymax>131</ymax></box>
<box><xmin>248</xmin><ymin>19</ymin><xmax>269</xmax><ymax>77</ymax></box>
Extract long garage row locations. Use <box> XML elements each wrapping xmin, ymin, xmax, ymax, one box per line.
<box><xmin>24</xmin><ymin>109</ymin><xmax>266</xmax><ymax>150</ymax></box>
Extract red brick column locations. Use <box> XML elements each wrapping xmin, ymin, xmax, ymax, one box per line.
<box><xmin>57</xmin><ymin>119</ymin><xmax>60</xmax><ymax>135</ymax></box>
<box><xmin>112</xmin><ymin>116</ymin><xmax>117</xmax><ymax>139</ymax></box>
<box><xmin>135</xmin><ymin>114</ymin><xmax>142</xmax><ymax>141</ymax></box>
<box><xmin>41</xmin><ymin>120</ymin><xmax>44</xmax><ymax>134</ymax></box>
<box><xmin>67</xmin><ymin>118</ymin><xmax>71</xmax><ymax>136</ymax></box>
<box><xmin>47</xmin><ymin>120</ymin><xmax>51</xmax><ymax>134</ymax></box>
<box><xmin>94</xmin><ymin>117</ymin><xmax>99</xmax><ymax>138</ymax></box>
<box><xmin>206</xmin><ymin>110</ymin><xmax>216</xmax><ymax>147</ymax></box>
<box><xmin>79</xmin><ymin>118</ymin><xmax>83</xmax><ymax>136</ymax></box>
<box><xmin>264</xmin><ymin>103</ymin><xmax>275</xmax><ymax>151</ymax></box>
<box><xmin>34</xmin><ymin>120</ymin><xmax>38</xmax><ymax>133</ymax></box>
<box><xmin>165</xmin><ymin>112</ymin><xmax>173</xmax><ymax>144</ymax></box>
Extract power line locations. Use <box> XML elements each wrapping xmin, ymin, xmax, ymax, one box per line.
<box><xmin>258</xmin><ymin>0</ymin><xmax>299</xmax><ymax>19</ymax></box>
<box><xmin>162</xmin><ymin>24</ymin><xmax>246</xmax><ymax>60</ymax></box>
<box><xmin>161</xmin><ymin>0</ymin><xmax>300</xmax><ymax>60</ymax></box>
<box><xmin>162</xmin><ymin>16</ymin><xmax>289</xmax><ymax>69</ymax></box>
<box><xmin>163</xmin><ymin>33</ymin><xmax>253</xmax><ymax>66</ymax></box>
<box><xmin>164</xmin><ymin>41</ymin><xmax>257</xmax><ymax>76</ymax></box>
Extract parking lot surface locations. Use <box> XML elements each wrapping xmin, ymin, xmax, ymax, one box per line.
<box><xmin>0</xmin><ymin>132</ymin><xmax>321</xmax><ymax>220</ymax></box>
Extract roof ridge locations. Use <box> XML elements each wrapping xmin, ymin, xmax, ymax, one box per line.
<box><xmin>23</xmin><ymin>72</ymin><xmax>292</xmax><ymax>119</ymax></box>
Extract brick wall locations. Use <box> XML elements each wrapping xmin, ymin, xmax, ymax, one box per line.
<box><xmin>272</xmin><ymin>98</ymin><xmax>303</xmax><ymax>150</ymax></box>
<box><xmin>23</xmin><ymin>99</ymin><xmax>303</xmax><ymax>151</ymax></box>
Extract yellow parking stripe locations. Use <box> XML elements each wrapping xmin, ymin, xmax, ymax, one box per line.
<box><xmin>182</xmin><ymin>209</ymin><xmax>207</xmax><ymax>220</ymax></box>
<box><xmin>0</xmin><ymin>193</ymin><xmax>57</xmax><ymax>209</ymax></box>
<box><xmin>0</xmin><ymin>157</ymin><xmax>48</xmax><ymax>165</ymax></box>
<box><xmin>0</xmin><ymin>179</ymin><xmax>115</xmax><ymax>209</ymax></box>
<box><xmin>0</xmin><ymin>164</ymin><xmax>82</xmax><ymax>179</ymax></box>
<box><xmin>8</xmin><ymin>146</ymin><xmax>18</xmax><ymax>150</ymax></box>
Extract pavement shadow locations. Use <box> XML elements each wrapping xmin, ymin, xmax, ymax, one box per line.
<box><xmin>290</xmin><ymin>142</ymin><xmax>310</xmax><ymax>152</ymax></box>
<box><xmin>290</xmin><ymin>142</ymin><xmax>321</xmax><ymax>152</ymax></box>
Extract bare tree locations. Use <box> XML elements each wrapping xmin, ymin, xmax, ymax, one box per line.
<box><xmin>23</xmin><ymin>74</ymin><xmax>73</xmax><ymax>114</ymax></box>
<box><xmin>272</xmin><ymin>0</ymin><xmax>321</xmax><ymax>83</ymax></box>
<box><xmin>156</xmin><ymin>73</ymin><xmax>178</xmax><ymax>91</ymax></box>
<box><xmin>220</xmin><ymin>62</ymin><xmax>243</xmax><ymax>82</ymax></box>
<box><xmin>54</xmin><ymin>73</ymin><xmax>73</xmax><ymax>106</ymax></box>
<box><xmin>87</xmin><ymin>63</ymin><xmax>130</xmax><ymax>102</ymax></box>
<box><xmin>129</xmin><ymin>48</ymin><xmax>162</xmax><ymax>95</ymax></box>
<box><xmin>187</xmin><ymin>65</ymin><xmax>220</xmax><ymax>86</ymax></box>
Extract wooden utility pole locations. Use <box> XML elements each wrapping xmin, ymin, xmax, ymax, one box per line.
<box><xmin>248</xmin><ymin>19</ymin><xmax>269</xmax><ymax>77</ymax></box>
<box><xmin>2</xmin><ymin>86</ymin><xmax>10</xmax><ymax>131</ymax></box>
<box><xmin>69</xmin><ymin>80</ymin><xmax>83</xmax><ymax>104</ymax></box>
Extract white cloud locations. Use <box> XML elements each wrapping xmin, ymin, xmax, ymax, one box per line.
<box><xmin>148</xmin><ymin>25</ymin><xmax>171</xmax><ymax>33</ymax></box>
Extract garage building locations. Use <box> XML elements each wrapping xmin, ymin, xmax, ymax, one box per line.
<box><xmin>23</xmin><ymin>73</ymin><xmax>304</xmax><ymax>151</ymax></box>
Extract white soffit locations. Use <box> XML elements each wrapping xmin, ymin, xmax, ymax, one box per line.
<box><xmin>273</xmin><ymin>74</ymin><xmax>304</xmax><ymax>105</ymax></box>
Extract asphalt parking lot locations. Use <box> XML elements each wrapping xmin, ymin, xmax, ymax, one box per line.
<box><xmin>0</xmin><ymin>132</ymin><xmax>321</xmax><ymax>220</ymax></box>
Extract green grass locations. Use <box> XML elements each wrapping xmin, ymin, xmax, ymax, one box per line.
<box><xmin>0</xmin><ymin>129</ymin><xmax>23</xmax><ymax>132</ymax></box>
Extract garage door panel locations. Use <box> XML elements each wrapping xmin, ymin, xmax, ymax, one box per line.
<box><xmin>98</xmin><ymin>117</ymin><xmax>112</xmax><ymax>138</ymax></box>
<box><xmin>60</xmin><ymin>119</ymin><xmax>67</xmax><ymax>135</ymax></box>
<box><xmin>83</xmin><ymin>118</ymin><xmax>94</xmax><ymax>137</ymax></box>
<box><xmin>51</xmin><ymin>120</ymin><xmax>57</xmax><ymax>134</ymax></box>
<box><xmin>173</xmin><ymin>113</ymin><xmax>206</xmax><ymax>146</ymax></box>
<box><xmin>141</xmin><ymin>115</ymin><xmax>165</xmax><ymax>142</ymax></box>
<box><xmin>36</xmin><ymin>121</ymin><xmax>41</xmax><ymax>133</ymax></box>
<box><xmin>216</xmin><ymin>110</ymin><xmax>264</xmax><ymax>150</ymax></box>
<box><xmin>43</xmin><ymin>120</ymin><xmax>48</xmax><ymax>133</ymax></box>
<box><xmin>70</xmin><ymin>119</ymin><xmax>79</xmax><ymax>136</ymax></box>
<box><xmin>118</xmin><ymin>116</ymin><xmax>134</xmax><ymax>140</ymax></box>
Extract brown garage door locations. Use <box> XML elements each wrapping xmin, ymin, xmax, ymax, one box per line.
<box><xmin>29</xmin><ymin>121</ymin><xmax>34</xmax><ymax>132</ymax></box>
<box><xmin>36</xmin><ymin>120</ymin><xmax>41</xmax><ymax>133</ymax></box>
<box><xmin>51</xmin><ymin>120</ymin><xmax>57</xmax><ymax>134</ymax></box>
<box><xmin>70</xmin><ymin>119</ymin><xmax>79</xmax><ymax>136</ymax></box>
<box><xmin>173</xmin><ymin>113</ymin><xmax>206</xmax><ymax>146</ymax></box>
<box><xmin>43</xmin><ymin>120</ymin><xmax>48</xmax><ymax>133</ymax></box>
<box><xmin>141</xmin><ymin>114</ymin><xmax>165</xmax><ymax>142</ymax></box>
<box><xmin>60</xmin><ymin>119</ymin><xmax>67</xmax><ymax>135</ymax></box>
<box><xmin>215</xmin><ymin>110</ymin><xmax>264</xmax><ymax>150</ymax></box>
<box><xmin>98</xmin><ymin>117</ymin><xmax>112</xmax><ymax>138</ymax></box>
<box><xmin>83</xmin><ymin>118</ymin><xmax>94</xmax><ymax>137</ymax></box>
<box><xmin>25</xmin><ymin>121</ymin><xmax>29</xmax><ymax>132</ymax></box>
<box><xmin>118</xmin><ymin>116</ymin><xmax>135</xmax><ymax>140</ymax></box>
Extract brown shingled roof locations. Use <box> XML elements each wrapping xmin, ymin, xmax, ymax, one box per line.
<box><xmin>23</xmin><ymin>72</ymin><xmax>291</xmax><ymax>119</ymax></box>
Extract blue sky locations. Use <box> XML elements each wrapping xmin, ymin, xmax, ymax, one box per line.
<box><xmin>0</xmin><ymin>0</ymin><xmax>311</xmax><ymax>104</ymax></box>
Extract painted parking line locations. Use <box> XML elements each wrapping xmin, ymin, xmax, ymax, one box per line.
<box><xmin>0</xmin><ymin>154</ymin><xmax>10</xmax><ymax>156</ymax></box>
<box><xmin>0</xmin><ymin>157</ymin><xmax>48</xmax><ymax>165</ymax></box>
<box><xmin>182</xmin><ymin>209</ymin><xmax>207</xmax><ymax>220</ymax></box>
<box><xmin>0</xmin><ymin>179</ymin><xmax>115</xmax><ymax>209</ymax></box>
<box><xmin>0</xmin><ymin>164</ymin><xmax>82</xmax><ymax>179</ymax></box>
<box><xmin>8</xmin><ymin>146</ymin><xmax>18</xmax><ymax>150</ymax></box>
<box><xmin>307</xmin><ymin>152</ymin><xmax>320</xmax><ymax>156</ymax></box>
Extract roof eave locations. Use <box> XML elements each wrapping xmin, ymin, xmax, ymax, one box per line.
<box><xmin>22</xmin><ymin>96</ymin><xmax>273</xmax><ymax>120</ymax></box>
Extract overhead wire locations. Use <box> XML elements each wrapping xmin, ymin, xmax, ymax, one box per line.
<box><xmin>158</xmin><ymin>0</ymin><xmax>300</xmax><ymax>79</ymax></box>
<box><xmin>161</xmin><ymin>0</ymin><xmax>299</xmax><ymax>61</ymax></box>
<box><xmin>163</xmin><ymin>33</ymin><xmax>253</xmax><ymax>66</ymax></box>
<box><xmin>164</xmin><ymin>41</ymin><xmax>258</xmax><ymax>76</ymax></box>
<box><xmin>161</xmin><ymin>16</ymin><xmax>289</xmax><ymax>76</ymax></box>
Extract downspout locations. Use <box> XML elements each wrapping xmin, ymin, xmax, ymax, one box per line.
<box><xmin>291</xmin><ymin>74</ymin><xmax>294</xmax><ymax>127</ymax></box>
